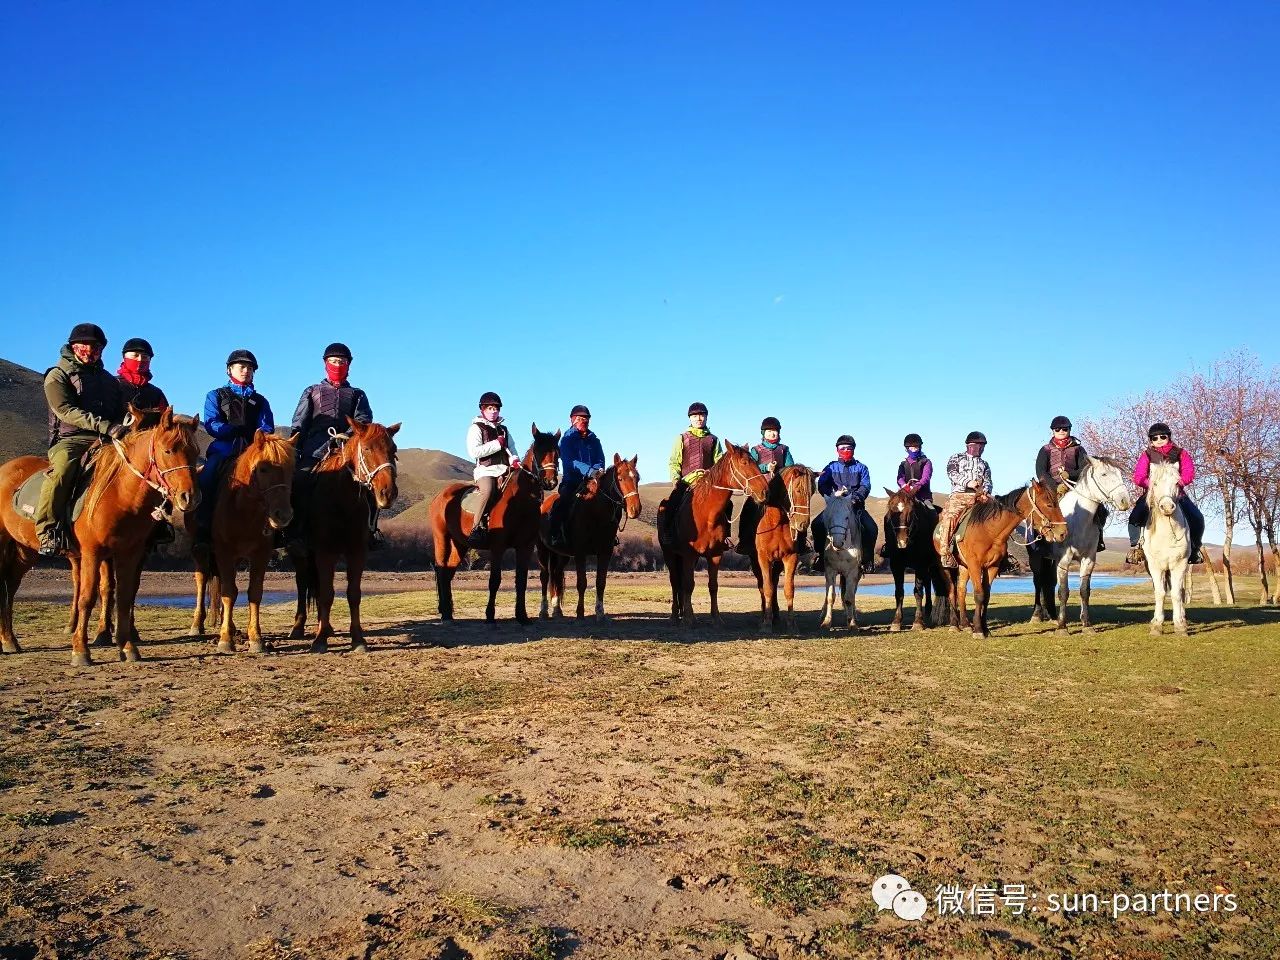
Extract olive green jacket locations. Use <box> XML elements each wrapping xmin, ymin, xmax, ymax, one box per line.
<box><xmin>44</xmin><ymin>346</ymin><xmax>124</xmax><ymax>444</ymax></box>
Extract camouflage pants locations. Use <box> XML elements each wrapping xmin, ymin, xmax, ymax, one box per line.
<box><xmin>936</xmin><ymin>492</ymin><xmax>979</xmax><ymax>568</ymax></box>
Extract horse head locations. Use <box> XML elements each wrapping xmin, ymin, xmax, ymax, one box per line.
<box><xmin>822</xmin><ymin>492</ymin><xmax>855</xmax><ymax>549</ymax></box>
<box><xmin>612</xmin><ymin>453</ymin><xmax>643</xmax><ymax>520</ymax></box>
<box><xmin>239</xmin><ymin>430</ymin><xmax>298</xmax><ymax>530</ymax></box>
<box><xmin>127</xmin><ymin>404</ymin><xmax>202</xmax><ymax>514</ymax></box>
<box><xmin>1027</xmin><ymin>478</ymin><xmax>1069</xmax><ymax>543</ymax></box>
<box><xmin>1082</xmin><ymin>456</ymin><xmax>1133</xmax><ymax>511</ymax></box>
<box><xmin>715</xmin><ymin>441</ymin><xmax>769</xmax><ymax>505</ymax></box>
<box><xmin>345</xmin><ymin>417</ymin><xmax>401</xmax><ymax>510</ymax></box>
<box><xmin>525</xmin><ymin>423</ymin><xmax>561</xmax><ymax>491</ymax></box>
<box><xmin>884</xmin><ymin>485</ymin><xmax>916</xmax><ymax>549</ymax></box>
<box><xmin>780</xmin><ymin>465</ymin><xmax>814</xmax><ymax>536</ymax></box>
<box><xmin>1148</xmin><ymin>461</ymin><xmax>1182</xmax><ymax>520</ymax></box>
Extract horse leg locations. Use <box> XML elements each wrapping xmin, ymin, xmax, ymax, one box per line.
<box><xmin>515</xmin><ymin>545</ymin><xmax>534</xmax><ymax>625</ymax></box>
<box><xmin>1055</xmin><ymin>555</ymin><xmax>1072</xmax><ymax>634</ymax></box>
<box><xmin>434</xmin><ymin>565</ymin><xmax>456</xmax><ymax>621</ymax></box>
<box><xmin>889</xmin><ymin>559</ymin><xmax>905</xmax><ymax>632</ymax></box>
<box><xmin>665</xmin><ymin>551</ymin><xmax>681</xmax><ymax>621</ymax></box>
<box><xmin>770</xmin><ymin>560</ymin><xmax>781</xmax><ymax>626</ymax></box>
<box><xmin>66</xmin><ymin>554</ymin><xmax>80</xmax><ymax>636</ymax></box>
<box><xmin>190</xmin><ymin>566</ymin><xmax>208</xmax><ymax>637</ymax></box>
<box><xmin>755</xmin><ymin>555</ymin><xmax>772</xmax><ymax>632</ymax></box>
<box><xmin>912</xmin><ymin>570</ymin><xmax>927</xmax><ymax>631</ymax></box>
<box><xmin>574</xmin><ymin>553</ymin><xmax>587</xmax><ymax>619</ymax></box>
<box><xmin>92</xmin><ymin>558</ymin><xmax>114</xmax><ymax>648</ymax></box>
<box><xmin>289</xmin><ymin>556</ymin><xmax>310</xmax><ymax>641</ymax></box>
<box><xmin>680</xmin><ymin>552</ymin><xmax>697</xmax><ymax>628</ymax></box>
<box><xmin>594</xmin><ymin>549</ymin><xmax>611</xmax><ymax>623</ymax></box>
<box><xmin>707</xmin><ymin>554</ymin><xmax>724</xmax><ymax>628</ymax></box>
<box><xmin>1077</xmin><ymin>554</ymin><xmax>1096</xmax><ymax>633</ymax></box>
<box><xmin>0</xmin><ymin>541</ymin><xmax>30</xmax><ymax>654</ymax></box>
<box><xmin>245</xmin><ymin>554</ymin><xmax>268</xmax><ymax>654</ymax></box>
<box><xmin>113</xmin><ymin>555</ymin><xmax>144</xmax><ymax>662</ymax></box>
<box><xmin>954</xmin><ymin>565</ymin><xmax>970</xmax><ymax>632</ymax></box>
<box><xmin>1171</xmin><ymin>563</ymin><xmax>1189</xmax><ymax>635</ymax></box>
<box><xmin>973</xmin><ymin>566</ymin><xmax>994</xmax><ymax>638</ymax></box>
<box><xmin>347</xmin><ymin>554</ymin><xmax>367</xmax><ymax>653</ymax></box>
<box><xmin>820</xmin><ymin>568</ymin><xmax>836</xmax><ymax>629</ymax></box>
<box><xmin>70</xmin><ymin>549</ymin><xmax>99</xmax><ymax>667</ymax></box>
<box><xmin>844</xmin><ymin>566</ymin><xmax>858</xmax><ymax>630</ymax></box>
<box><xmin>311</xmin><ymin>552</ymin><xmax>337</xmax><ymax>653</ymax></box>
<box><xmin>1150</xmin><ymin>566</ymin><xmax>1167</xmax><ymax>636</ymax></box>
<box><xmin>781</xmin><ymin>554</ymin><xmax>798</xmax><ymax>633</ymax></box>
<box><xmin>537</xmin><ymin>546</ymin><xmax>550</xmax><ymax>620</ymax></box>
<box><xmin>551</xmin><ymin>555</ymin><xmax>566</xmax><ymax>618</ymax></box>
<box><xmin>216</xmin><ymin>551</ymin><xmax>239</xmax><ymax>654</ymax></box>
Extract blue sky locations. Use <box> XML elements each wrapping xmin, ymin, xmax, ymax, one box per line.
<box><xmin>3</xmin><ymin>1</ymin><xmax>1277</xmax><ymax>500</ymax></box>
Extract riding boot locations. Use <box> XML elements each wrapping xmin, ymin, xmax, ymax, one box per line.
<box><xmin>810</xmin><ymin>520</ymin><xmax>827</xmax><ymax>573</ymax></box>
<box><xmin>466</xmin><ymin>517</ymin><xmax>490</xmax><ymax>548</ymax></box>
<box><xmin>37</xmin><ymin>525</ymin><xmax>62</xmax><ymax>558</ymax></box>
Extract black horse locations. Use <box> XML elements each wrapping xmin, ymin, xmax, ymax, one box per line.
<box><xmin>881</xmin><ymin>487</ymin><xmax>949</xmax><ymax>630</ymax></box>
<box><xmin>1026</xmin><ymin>524</ymin><xmax>1059</xmax><ymax>622</ymax></box>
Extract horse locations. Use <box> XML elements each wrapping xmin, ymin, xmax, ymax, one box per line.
<box><xmin>1142</xmin><ymin>461</ymin><xmax>1191</xmax><ymax>636</ymax></box>
<box><xmin>537</xmin><ymin>454</ymin><xmax>642</xmax><ymax>622</ymax></box>
<box><xmin>0</xmin><ymin>405</ymin><xmax>201</xmax><ymax>666</ymax></box>
<box><xmin>660</xmin><ymin>441</ymin><xmax>769</xmax><ymax>627</ymax></box>
<box><xmin>1026</xmin><ymin>456</ymin><xmax>1133</xmax><ymax>633</ymax></box>
<box><xmin>741</xmin><ymin>464</ymin><xmax>814</xmax><ymax>633</ymax></box>
<box><xmin>936</xmin><ymin>479</ymin><xmax>1068</xmax><ymax>638</ymax></box>
<box><xmin>817</xmin><ymin>491</ymin><xmax>865</xmax><ymax>629</ymax></box>
<box><xmin>882</xmin><ymin>488</ymin><xmax>948</xmax><ymax>632</ymax></box>
<box><xmin>288</xmin><ymin>419</ymin><xmax>401</xmax><ymax>653</ymax></box>
<box><xmin>188</xmin><ymin>431</ymin><xmax>297</xmax><ymax>654</ymax></box>
<box><xmin>430</xmin><ymin>424</ymin><xmax>560</xmax><ymax>624</ymax></box>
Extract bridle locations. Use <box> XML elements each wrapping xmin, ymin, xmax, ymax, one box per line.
<box><xmin>711</xmin><ymin>452</ymin><xmax>768</xmax><ymax>500</ymax></box>
<box><xmin>784</xmin><ymin>469</ymin><xmax>813</xmax><ymax>535</ymax></box>
<box><xmin>889</xmin><ymin>492</ymin><xmax>914</xmax><ymax>548</ymax></box>
<box><xmin>326</xmin><ymin>427</ymin><xmax>396</xmax><ymax>491</ymax></box>
<box><xmin>588</xmin><ymin>465</ymin><xmax>642</xmax><ymax>531</ymax></box>
<box><xmin>1023</xmin><ymin>481</ymin><xmax>1067</xmax><ymax>543</ymax></box>
<box><xmin>106</xmin><ymin>427</ymin><xmax>197</xmax><ymax>520</ymax></box>
<box><xmin>1062</xmin><ymin>463</ymin><xmax>1129</xmax><ymax>509</ymax></box>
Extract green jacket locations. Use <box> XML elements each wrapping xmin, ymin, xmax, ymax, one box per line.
<box><xmin>44</xmin><ymin>346</ymin><xmax>124</xmax><ymax>445</ymax></box>
<box><xmin>668</xmin><ymin>428</ymin><xmax>724</xmax><ymax>482</ymax></box>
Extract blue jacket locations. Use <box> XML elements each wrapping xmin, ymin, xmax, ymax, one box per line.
<box><xmin>559</xmin><ymin>429</ymin><xmax>605</xmax><ymax>494</ymax></box>
<box><xmin>203</xmin><ymin>381</ymin><xmax>275</xmax><ymax>461</ymax></box>
<box><xmin>817</xmin><ymin>459</ymin><xmax>871</xmax><ymax>504</ymax></box>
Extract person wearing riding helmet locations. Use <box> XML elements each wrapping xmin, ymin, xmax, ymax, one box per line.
<box><xmin>897</xmin><ymin>433</ymin><xmax>936</xmax><ymax>507</ymax></box>
<box><xmin>194</xmin><ymin>349</ymin><xmax>275</xmax><ymax>549</ymax></box>
<box><xmin>937</xmin><ymin>431</ymin><xmax>993</xmax><ymax>568</ymax></box>
<box><xmin>36</xmin><ymin>323</ymin><xmax>127</xmax><ymax>556</ymax></box>
<box><xmin>115</xmin><ymin>338</ymin><xmax>168</xmax><ymax>411</ymax></box>
<box><xmin>1037</xmin><ymin>415</ymin><xmax>1107</xmax><ymax>551</ymax></box>
<box><xmin>466</xmin><ymin>391</ymin><xmax>523</xmax><ymax>547</ymax></box>
<box><xmin>661</xmin><ymin>402</ymin><xmax>727</xmax><ymax>549</ymax></box>
<box><xmin>737</xmin><ymin>416</ymin><xmax>802</xmax><ymax>557</ymax></box>
<box><xmin>1126</xmin><ymin>422</ymin><xmax>1205</xmax><ymax>565</ymax></box>
<box><xmin>546</xmin><ymin>404</ymin><xmax>606</xmax><ymax>550</ymax></box>
<box><xmin>812</xmin><ymin>435</ymin><xmax>877</xmax><ymax>573</ymax></box>
<box><xmin>286</xmin><ymin>342</ymin><xmax>376</xmax><ymax>552</ymax></box>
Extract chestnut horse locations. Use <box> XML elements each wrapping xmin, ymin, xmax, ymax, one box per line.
<box><xmin>188</xmin><ymin>431</ymin><xmax>297</xmax><ymax>653</ymax></box>
<box><xmin>742</xmin><ymin>464</ymin><xmax>814</xmax><ymax>633</ymax></box>
<box><xmin>537</xmin><ymin>454</ymin><xmax>642</xmax><ymax>622</ymax></box>
<box><xmin>431</xmin><ymin>424</ymin><xmax>560</xmax><ymax>624</ymax></box>
<box><xmin>288</xmin><ymin>419</ymin><xmax>401</xmax><ymax>653</ymax></box>
<box><xmin>660</xmin><ymin>442</ymin><xmax>769</xmax><ymax>627</ymax></box>
<box><xmin>935</xmin><ymin>479</ymin><xmax>1068</xmax><ymax>637</ymax></box>
<box><xmin>0</xmin><ymin>406</ymin><xmax>201</xmax><ymax>666</ymax></box>
<box><xmin>882</xmin><ymin>487</ymin><xmax>948</xmax><ymax>632</ymax></box>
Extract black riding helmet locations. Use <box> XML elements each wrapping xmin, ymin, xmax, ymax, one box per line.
<box><xmin>836</xmin><ymin>434</ymin><xmax>856</xmax><ymax>447</ymax></box>
<box><xmin>122</xmin><ymin>337</ymin><xmax>154</xmax><ymax>357</ymax></box>
<box><xmin>903</xmin><ymin>433</ymin><xmax>923</xmax><ymax>447</ymax></box>
<box><xmin>965</xmin><ymin>431</ymin><xmax>987</xmax><ymax>445</ymax></box>
<box><xmin>1050</xmin><ymin>415</ymin><xmax>1072</xmax><ymax>431</ymax></box>
<box><xmin>322</xmin><ymin>342</ymin><xmax>353</xmax><ymax>361</ymax></box>
<box><xmin>479</xmin><ymin>391</ymin><xmax>502</xmax><ymax>408</ymax></box>
<box><xmin>1148</xmin><ymin>422</ymin><xmax>1172</xmax><ymax>440</ymax></box>
<box><xmin>226</xmin><ymin>348</ymin><xmax>259</xmax><ymax>370</ymax></box>
<box><xmin>760</xmin><ymin>416</ymin><xmax>781</xmax><ymax>432</ymax></box>
<box><xmin>570</xmin><ymin>404</ymin><xmax>591</xmax><ymax>418</ymax></box>
<box><xmin>68</xmin><ymin>323</ymin><xmax>107</xmax><ymax>347</ymax></box>
<box><xmin>687</xmin><ymin>402</ymin><xmax>708</xmax><ymax>417</ymax></box>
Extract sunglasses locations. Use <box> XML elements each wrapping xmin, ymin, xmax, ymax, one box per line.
<box><xmin>1152</xmin><ymin>434</ymin><xmax>1169</xmax><ymax>441</ymax></box>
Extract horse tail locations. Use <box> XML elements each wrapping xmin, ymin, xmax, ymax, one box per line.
<box><xmin>931</xmin><ymin>564</ymin><xmax>952</xmax><ymax>628</ymax></box>
<box><xmin>431</xmin><ymin>482</ymin><xmax>474</xmax><ymax>569</ymax></box>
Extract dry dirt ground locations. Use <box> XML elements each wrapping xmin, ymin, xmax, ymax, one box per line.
<box><xmin>1</xmin><ymin>570</ymin><xmax>1277</xmax><ymax>959</ymax></box>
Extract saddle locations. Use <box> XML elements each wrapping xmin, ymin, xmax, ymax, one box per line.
<box><xmin>12</xmin><ymin>447</ymin><xmax>104</xmax><ymax>528</ymax></box>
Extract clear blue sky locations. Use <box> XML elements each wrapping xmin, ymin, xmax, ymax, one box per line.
<box><xmin>3</xmin><ymin>1</ymin><xmax>1277</xmax><ymax>498</ymax></box>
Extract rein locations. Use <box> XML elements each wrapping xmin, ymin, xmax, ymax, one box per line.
<box><xmin>1013</xmin><ymin>482</ymin><xmax>1067</xmax><ymax>546</ymax></box>
<box><xmin>325</xmin><ymin>427</ymin><xmax>397</xmax><ymax>490</ymax></box>
<box><xmin>588</xmin><ymin>468</ymin><xmax>641</xmax><ymax>532</ymax></box>
<box><xmin>709</xmin><ymin>454</ymin><xmax>765</xmax><ymax>499</ymax></box>
<box><xmin>1062</xmin><ymin>464</ymin><xmax>1128</xmax><ymax>508</ymax></box>
<box><xmin>97</xmin><ymin>430</ymin><xmax>195</xmax><ymax>521</ymax></box>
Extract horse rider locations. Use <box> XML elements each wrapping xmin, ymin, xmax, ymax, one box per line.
<box><xmin>812</xmin><ymin>435</ymin><xmax>877</xmax><ymax>574</ymax></box>
<box><xmin>194</xmin><ymin>349</ymin><xmax>276</xmax><ymax>551</ymax></box>
<box><xmin>286</xmin><ymin>342</ymin><xmax>375</xmax><ymax>551</ymax></box>
<box><xmin>737</xmin><ymin>416</ymin><xmax>805</xmax><ymax>556</ymax></box>
<box><xmin>897</xmin><ymin>433</ymin><xmax>937</xmax><ymax>508</ymax></box>
<box><xmin>663</xmin><ymin>402</ymin><xmax>728</xmax><ymax>549</ymax></box>
<box><xmin>937</xmin><ymin>431</ymin><xmax>993</xmax><ymax>568</ymax></box>
<box><xmin>115</xmin><ymin>338</ymin><xmax>168</xmax><ymax>411</ymax></box>
<box><xmin>466</xmin><ymin>391</ymin><xmax>523</xmax><ymax>547</ymax></box>
<box><xmin>546</xmin><ymin>404</ymin><xmax>606</xmax><ymax>550</ymax></box>
<box><xmin>1037</xmin><ymin>415</ymin><xmax>1106</xmax><ymax>551</ymax></box>
<box><xmin>35</xmin><ymin>323</ymin><xmax>128</xmax><ymax>556</ymax></box>
<box><xmin>1125</xmin><ymin>422</ymin><xmax>1205</xmax><ymax>566</ymax></box>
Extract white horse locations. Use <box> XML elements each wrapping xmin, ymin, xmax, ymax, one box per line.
<box><xmin>1143</xmin><ymin>461</ymin><xmax>1191</xmax><ymax>635</ymax></box>
<box><xmin>1042</xmin><ymin>456</ymin><xmax>1134</xmax><ymax>633</ymax></box>
<box><xmin>818</xmin><ymin>492</ymin><xmax>863</xmax><ymax>629</ymax></box>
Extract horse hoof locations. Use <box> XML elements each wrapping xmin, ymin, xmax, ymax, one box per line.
<box><xmin>1149</xmin><ymin>626</ymin><xmax>1162</xmax><ymax>637</ymax></box>
<box><xmin>188</xmin><ymin>627</ymin><xmax>205</xmax><ymax>639</ymax></box>
<box><xmin>552</xmin><ymin>609</ymin><xmax>564</xmax><ymax>620</ymax></box>
<box><xmin>350</xmin><ymin>641</ymin><xmax>368</xmax><ymax>654</ymax></box>
<box><xmin>1055</xmin><ymin>627</ymin><xmax>1069</xmax><ymax>636</ymax></box>
<box><xmin>216</xmin><ymin>641</ymin><xmax>235</xmax><ymax>655</ymax></box>
<box><xmin>288</xmin><ymin>625</ymin><xmax>306</xmax><ymax>641</ymax></box>
<box><xmin>1029</xmin><ymin>612</ymin><xmax>1045</xmax><ymax>624</ymax></box>
<box><xmin>92</xmin><ymin>632</ymin><xmax>113</xmax><ymax>649</ymax></box>
<box><xmin>310</xmin><ymin>639</ymin><xmax>328</xmax><ymax>654</ymax></box>
<box><xmin>71</xmin><ymin>652</ymin><xmax>92</xmax><ymax>668</ymax></box>
<box><xmin>889</xmin><ymin>623</ymin><xmax>901</xmax><ymax>633</ymax></box>
<box><xmin>1</xmin><ymin>640</ymin><xmax>21</xmax><ymax>655</ymax></box>
<box><xmin>247</xmin><ymin>641</ymin><xmax>266</xmax><ymax>655</ymax></box>
<box><xmin>1175</xmin><ymin>626</ymin><xmax>1188</xmax><ymax>636</ymax></box>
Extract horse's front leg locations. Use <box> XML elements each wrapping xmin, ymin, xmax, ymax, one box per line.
<box><xmin>912</xmin><ymin>570</ymin><xmax>927</xmax><ymax>631</ymax></box>
<box><xmin>1150</xmin><ymin>566</ymin><xmax>1167</xmax><ymax>636</ymax></box>
<box><xmin>1171</xmin><ymin>563</ymin><xmax>1189</xmax><ymax>635</ymax></box>
<box><xmin>215</xmin><ymin>549</ymin><xmax>239</xmax><ymax>654</ymax></box>
<box><xmin>574</xmin><ymin>552</ymin><xmax>588</xmax><ymax>619</ymax></box>
<box><xmin>972</xmin><ymin>566</ymin><xmax>995</xmax><ymax>638</ymax></box>
<box><xmin>1055</xmin><ymin>555</ymin><xmax>1073</xmax><ymax>634</ymax></box>
<box><xmin>347</xmin><ymin>552</ymin><xmax>367</xmax><ymax>653</ymax></box>
<box><xmin>781</xmin><ymin>554</ymin><xmax>798</xmax><ymax>633</ymax></box>
<box><xmin>311</xmin><ymin>551</ymin><xmax>337</xmax><ymax>653</ymax></box>
<box><xmin>1077</xmin><ymin>554</ymin><xmax>1096</xmax><ymax>633</ymax></box>
<box><xmin>70</xmin><ymin>549</ymin><xmax>100</xmax><ymax>667</ymax></box>
<box><xmin>594</xmin><ymin>549</ymin><xmax>612</xmax><ymax>623</ymax></box>
<box><xmin>843</xmin><ymin>564</ymin><xmax>859</xmax><ymax>630</ymax></box>
<box><xmin>289</xmin><ymin>559</ymin><xmax>309</xmax><ymax>641</ymax></box>
<box><xmin>707</xmin><ymin>553</ymin><xmax>724</xmax><ymax>628</ymax></box>
<box><xmin>190</xmin><ymin>566</ymin><xmax>207</xmax><ymax>638</ymax></box>
<box><xmin>113</xmin><ymin>555</ymin><xmax>144</xmax><ymax>662</ymax></box>
<box><xmin>245</xmin><ymin>553</ymin><xmax>269</xmax><ymax>654</ymax></box>
<box><xmin>954</xmin><ymin>564</ymin><xmax>971</xmax><ymax>632</ymax></box>
<box><xmin>514</xmin><ymin>544</ymin><xmax>534</xmax><ymax>624</ymax></box>
<box><xmin>89</xmin><ymin>558</ymin><xmax>114</xmax><ymax>648</ymax></box>
<box><xmin>486</xmin><ymin>542</ymin><xmax>502</xmax><ymax>623</ymax></box>
<box><xmin>66</xmin><ymin>554</ymin><xmax>80</xmax><ymax>637</ymax></box>
<box><xmin>889</xmin><ymin>560</ymin><xmax>905</xmax><ymax>632</ymax></box>
<box><xmin>537</xmin><ymin>547</ymin><xmax>550</xmax><ymax>620</ymax></box>
<box><xmin>755</xmin><ymin>554</ymin><xmax>773</xmax><ymax>632</ymax></box>
<box><xmin>820</xmin><ymin>567</ymin><xmax>836</xmax><ymax>629</ymax></box>
<box><xmin>680</xmin><ymin>551</ymin><xmax>697</xmax><ymax>628</ymax></box>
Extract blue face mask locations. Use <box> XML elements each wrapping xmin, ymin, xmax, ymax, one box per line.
<box><xmin>906</xmin><ymin>448</ymin><xmax>921</xmax><ymax>460</ymax></box>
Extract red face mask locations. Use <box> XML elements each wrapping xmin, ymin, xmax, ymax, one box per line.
<box><xmin>118</xmin><ymin>356</ymin><xmax>151</xmax><ymax>385</ymax></box>
<box><xmin>837</xmin><ymin>447</ymin><xmax>854</xmax><ymax>463</ymax></box>
<box><xmin>325</xmin><ymin>360</ymin><xmax>349</xmax><ymax>384</ymax></box>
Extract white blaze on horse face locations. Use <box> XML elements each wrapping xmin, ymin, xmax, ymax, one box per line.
<box><xmin>872</xmin><ymin>874</ymin><xmax>911</xmax><ymax>910</ymax></box>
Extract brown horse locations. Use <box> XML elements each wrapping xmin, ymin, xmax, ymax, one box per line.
<box><xmin>188</xmin><ymin>431</ymin><xmax>297</xmax><ymax>653</ymax></box>
<box><xmin>430</xmin><ymin>424</ymin><xmax>560</xmax><ymax>624</ymax></box>
<box><xmin>537</xmin><ymin>454</ymin><xmax>642</xmax><ymax>622</ymax></box>
<box><xmin>882</xmin><ymin>487</ymin><xmax>948</xmax><ymax>632</ymax></box>
<box><xmin>660</xmin><ymin>441</ymin><xmax>770</xmax><ymax>627</ymax></box>
<box><xmin>0</xmin><ymin>405</ymin><xmax>201</xmax><ymax>666</ymax></box>
<box><xmin>287</xmin><ymin>418</ymin><xmax>401</xmax><ymax>653</ymax></box>
<box><xmin>935</xmin><ymin>479</ymin><xmax>1068</xmax><ymax>637</ymax></box>
<box><xmin>741</xmin><ymin>464</ymin><xmax>814</xmax><ymax>632</ymax></box>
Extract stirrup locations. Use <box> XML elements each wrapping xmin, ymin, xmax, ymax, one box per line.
<box><xmin>466</xmin><ymin>523</ymin><xmax>489</xmax><ymax>547</ymax></box>
<box><xmin>1125</xmin><ymin>546</ymin><xmax>1145</xmax><ymax>565</ymax></box>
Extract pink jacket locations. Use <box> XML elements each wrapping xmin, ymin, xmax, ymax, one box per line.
<box><xmin>1133</xmin><ymin>444</ymin><xmax>1195</xmax><ymax>490</ymax></box>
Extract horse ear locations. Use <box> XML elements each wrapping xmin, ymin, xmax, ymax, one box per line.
<box><xmin>630</xmin><ymin>454</ymin><xmax>638</xmax><ymax>466</ymax></box>
<box><xmin>160</xmin><ymin>405</ymin><xmax>174</xmax><ymax>429</ymax></box>
<box><xmin>554</xmin><ymin>429</ymin><xmax>562</xmax><ymax>440</ymax></box>
<box><xmin>531</xmin><ymin>422</ymin><xmax>538</xmax><ymax>438</ymax></box>
<box><xmin>884</xmin><ymin>486</ymin><xmax>895</xmax><ymax>497</ymax></box>
<box><xmin>345</xmin><ymin>415</ymin><xmax>360</xmax><ymax>432</ymax></box>
<box><xmin>386</xmin><ymin>422</ymin><xmax>402</xmax><ymax>436</ymax></box>
<box><xmin>254</xmin><ymin>429</ymin><xmax>268</xmax><ymax>446</ymax></box>
<box><xmin>613</xmin><ymin>452</ymin><xmax>622</xmax><ymax>466</ymax></box>
<box><xmin>286</xmin><ymin>432</ymin><xmax>300</xmax><ymax>447</ymax></box>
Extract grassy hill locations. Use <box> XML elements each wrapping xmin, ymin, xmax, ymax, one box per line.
<box><xmin>0</xmin><ymin>358</ymin><xmax>49</xmax><ymax>462</ymax></box>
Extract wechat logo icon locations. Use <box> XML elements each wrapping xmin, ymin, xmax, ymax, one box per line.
<box><xmin>872</xmin><ymin>873</ymin><xmax>929</xmax><ymax>921</ymax></box>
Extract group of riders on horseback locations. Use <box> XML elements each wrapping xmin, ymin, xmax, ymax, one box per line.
<box><xmin>32</xmin><ymin>323</ymin><xmax>381</xmax><ymax>560</ymax></box>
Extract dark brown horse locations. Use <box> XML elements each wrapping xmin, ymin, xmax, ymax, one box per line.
<box><xmin>741</xmin><ymin>464</ymin><xmax>814</xmax><ymax>632</ymax></box>
<box><xmin>934</xmin><ymin>479</ymin><xmax>1067</xmax><ymax>637</ymax></box>
<box><xmin>430</xmin><ymin>424</ymin><xmax>560</xmax><ymax>624</ymax></box>
<box><xmin>188</xmin><ymin>431</ymin><xmax>297</xmax><ymax>653</ymax></box>
<box><xmin>882</xmin><ymin>487</ymin><xmax>948</xmax><ymax>632</ymax></box>
<box><xmin>288</xmin><ymin>419</ymin><xmax>401</xmax><ymax>653</ymax></box>
<box><xmin>660</xmin><ymin>441</ymin><xmax>769</xmax><ymax>627</ymax></box>
<box><xmin>537</xmin><ymin>454</ymin><xmax>642</xmax><ymax>622</ymax></box>
<box><xmin>0</xmin><ymin>405</ymin><xmax>201</xmax><ymax>666</ymax></box>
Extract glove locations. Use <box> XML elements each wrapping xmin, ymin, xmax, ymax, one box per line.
<box><xmin>108</xmin><ymin>424</ymin><xmax>129</xmax><ymax>440</ymax></box>
<box><xmin>589</xmin><ymin>466</ymin><xmax>604</xmax><ymax>478</ymax></box>
<box><xmin>837</xmin><ymin>486</ymin><xmax>849</xmax><ymax>497</ymax></box>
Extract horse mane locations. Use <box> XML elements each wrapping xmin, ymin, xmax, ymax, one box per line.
<box><xmin>968</xmin><ymin>486</ymin><xmax>1027</xmax><ymax>524</ymax></box>
<box><xmin>233</xmin><ymin>432</ymin><xmax>295</xmax><ymax>483</ymax></box>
